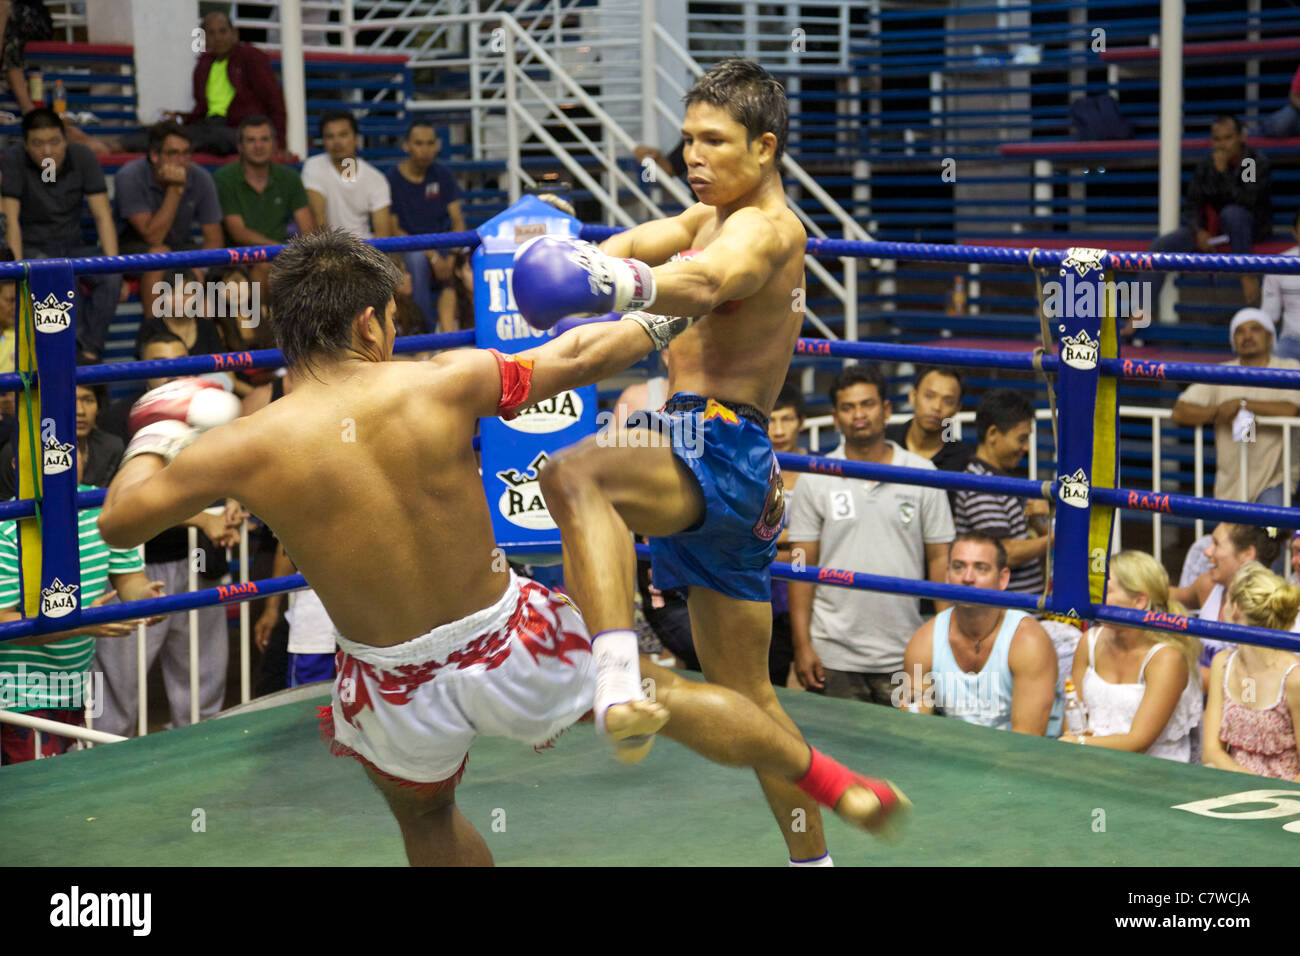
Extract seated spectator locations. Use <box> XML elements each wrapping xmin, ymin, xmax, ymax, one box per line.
<box><xmin>0</xmin><ymin>449</ymin><xmax>161</xmax><ymax>763</ymax></box>
<box><xmin>387</xmin><ymin>121</ymin><xmax>466</xmax><ymax>333</ymax></box>
<box><xmin>1260</xmin><ymin>63</ymin><xmax>1300</xmax><ymax>139</ymax></box>
<box><xmin>302</xmin><ymin>111</ymin><xmax>392</xmax><ymax>240</ymax></box>
<box><xmin>98</xmin><ymin>330</ymin><xmax>187</xmax><ymax>439</ymax></box>
<box><xmin>133</xmin><ymin>267</ymin><xmax>227</xmax><ymax>358</ymax></box>
<box><xmin>1062</xmin><ymin>550</ymin><xmax>1203</xmax><ymax>760</ymax></box>
<box><xmin>1203</xmin><ymin>562</ymin><xmax>1300</xmax><ymax>780</ymax></box>
<box><xmin>439</xmin><ymin>251</ymin><xmax>475</xmax><ymax>333</ymax></box>
<box><xmin>788</xmin><ymin>365</ymin><xmax>954</xmax><ymax>704</ymax></box>
<box><xmin>213</xmin><ymin>113</ymin><xmax>313</xmax><ymax>295</ymax></box>
<box><xmin>1145</xmin><ymin>115</ymin><xmax>1271</xmax><ymax>311</ymax></box>
<box><xmin>114</xmin><ymin>122</ymin><xmax>224</xmax><ymax>321</ymax></box>
<box><xmin>1290</xmin><ymin>531</ymin><xmax>1300</xmax><ymax>587</ymax></box>
<box><xmin>1171</xmin><ymin>308</ymin><xmax>1300</xmax><ymax>507</ymax></box>
<box><xmin>952</xmin><ymin>388</ymin><xmax>1050</xmax><ymax>595</ymax></box>
<box><xmin>2</xmin><ymin>108</ymin><xmax>122</xmax><ymax>363</ymax></box>
<box><xmin>1170</xmin><ymin>523</ymin><xmax>1288</xmax><ymax>693</ymax></box>
<box><xmin>178</xmin><ymin>10</ymin><xmax>286</xmax><ymax>156</ymax></box>
<box><xmin>901</xmin><ymin>533</ymin><xmax>1062</xmax><ymax>734</ymax></box>
<box><xmin>767</xmin><ymin>382</ymin><xmax>805</xmax><ymax>687</ymax></box>
<box><xmin>0</xmin><ymin>379</ymin><xmax>120</xmax><ymax>499</ymax></box>
<box><xmin>1261</xmin><ymin>210</ymin><xmax>1300</xmax><ymax>361</ymax></box>
<box><xmin>884</xmin><ymin>365</ymin><xmax>972</xmax><ymax>475</ymax></box>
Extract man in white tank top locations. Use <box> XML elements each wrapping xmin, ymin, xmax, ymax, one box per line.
<box><xmin>901</xmin><ymin>534</ymin><xmax>1063</xmax><ymax>734</ymax></box>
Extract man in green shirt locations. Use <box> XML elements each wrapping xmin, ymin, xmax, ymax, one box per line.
<box><xmin>214</xmin><ymin>114</ymin><xmax>315</xmax><ymax>298</ymax></box>
<box><xmin>0</xmin><ymin>452</ymin><xmax>163</xmax><ymax>763</ymax></box>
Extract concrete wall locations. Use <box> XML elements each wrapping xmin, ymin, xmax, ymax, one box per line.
<box><xmin>87</xmin><ymin>0</ymin><xmax>202</xmax><ymax>124</ymax></box>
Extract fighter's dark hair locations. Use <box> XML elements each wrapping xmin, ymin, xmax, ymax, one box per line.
<box><xmin>683</xmin><ymin>57</ymin><xmax>788</xmax><ymax>162</ymax></box>
<box><xmin>268</xmin><ymin>228</ymin><xmax>400</xmax><ymax>376</ymax></box>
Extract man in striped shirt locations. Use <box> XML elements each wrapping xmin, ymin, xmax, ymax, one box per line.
<box><xmin>952</xmin><ymin>389</ymin><xmax>1050</xmax><ymax>596</ymax></box>
<box><xmin>0</xmin><ymin>452</ymin><xmax>162</xmax><ymax>763</ymax></box>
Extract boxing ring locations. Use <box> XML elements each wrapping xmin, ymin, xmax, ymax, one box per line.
<box><xmin>1</xmin><ymin>217</ymin><xmax>1299</xmax><ymax>865</ymax></box>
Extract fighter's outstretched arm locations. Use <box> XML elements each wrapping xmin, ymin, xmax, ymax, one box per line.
<box><xmin>643</xmin><ymin>206</ymin><xmax>787</xmax><ymax>317</ymax></box>
<box><xmin>434</xmin><ymin>318</ymin><xmax>664</xmax><ymax>422</ymax></box>
<box><xmin>598</xmin><ymin>203</ymin><xmax>710</xmax><ymax>264</ymax></box>
<box><xmin>98</xmin><ymin>425</ymin><xmax>244</xmax><ymax>550</ymax></box>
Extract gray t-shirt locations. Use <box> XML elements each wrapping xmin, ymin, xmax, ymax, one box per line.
<box><xmin>113</xmin><ymin>157</ymin><xmax>222</xmax><ymax>248</ymax></box>
<box><xmin>787</xmin><ymin>442</ymin><xmax>955</xmax><ymax>673</ymax></box>
<box><xmin>1</xmin><ymin>142</ymin><xmax>107</xmax><ymax>250</ymax></box>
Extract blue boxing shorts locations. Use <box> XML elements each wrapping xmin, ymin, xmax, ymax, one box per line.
<box><xmin>629</xmin><ymin>392</ymin><xmax>785</xmax><ymax>602</ymax></box>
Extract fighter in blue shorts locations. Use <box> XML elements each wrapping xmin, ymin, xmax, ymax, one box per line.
<box><xmin>512</xmin><ymin>58</ymin><xmax>910</xmax><ymax>865</ymax></box>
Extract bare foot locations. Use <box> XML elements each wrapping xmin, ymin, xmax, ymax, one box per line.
<box><xmin>834</xmin><ymin>779</ymin><xmax>912</xmax><ymax>842</ymax></box>
<box><xmin>603</xmin><ymin>699</ymin><xmax>669</xmax><ymax>764</ymax></box>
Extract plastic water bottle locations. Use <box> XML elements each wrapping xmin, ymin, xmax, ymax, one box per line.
<box><xmin>53</xmin><ymin>79</ymin><xmax>67</xmax><ymax>116</ymax></box>
<box><xmin>27</xmin><ymin>71</ymin><xmax>43</xmax><ymax>108</ymax></box>
<box><xmin>946</xmin><ymin>275</ymin><xmax>966</xmax><ymax>317</ymax></box>
<box><xmin>1064</xmin><ymin>679</ymin><xmax>1089</xmax><ymax>738</ymax></box>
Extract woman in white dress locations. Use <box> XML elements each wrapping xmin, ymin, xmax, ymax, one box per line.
<box><xmin>1060</xmin><ymin>551</ymin><xmax>1203</xmax><ymax>761</ymax></box>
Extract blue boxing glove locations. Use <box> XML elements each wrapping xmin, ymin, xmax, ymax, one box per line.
<box><xmin>511</xmin><ymin>236</ymin><xmax>656</xmax><ymax>330</ymax></box>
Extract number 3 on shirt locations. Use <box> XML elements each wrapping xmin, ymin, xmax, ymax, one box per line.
<box><xmin>829</xmin><ymin>490</ymin><xmax>856</xmax><ymax>520</ymax></box>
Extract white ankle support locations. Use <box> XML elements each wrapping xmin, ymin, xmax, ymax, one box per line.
<box><xmin>591</xmin><ymin>629</ymin><xmax>644</xmax><ymax>735</ymax></box>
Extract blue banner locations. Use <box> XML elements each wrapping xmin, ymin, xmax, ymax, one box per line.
<box><xmin>476</xmin><ymin>197</ymin><xmax>598</xmax><ymax>561</ymax></box>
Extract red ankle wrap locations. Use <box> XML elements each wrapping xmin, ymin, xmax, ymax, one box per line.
<box><xmin>796</xmin><ymin>747</ymin><xmax>897</xmax><ymax>812</ymax></box>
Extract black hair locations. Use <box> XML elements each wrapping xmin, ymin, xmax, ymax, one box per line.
<box><xmin>828</xmin><ymin>364</ymin><xmax>887</xmax><ymax>407</ymax></box>
<box><xmin>773</xmin><ymin>382</ymin><xmax>805</xmax><ymax>420</ymax></box>
<box><xmin>953</xmin><ymin>532</ymin><xmax>1009</xmax><ymax>571</ymax></box>
<box><xmin>21</xmin><ymin>107</ymin><xmax>64</xmax><ymax>139</ymax></box>
<box><xmin>268</xmin><ymin>228</ymin><xmax>401</xmax><ymax>375</ymax></box>
<box><xmin>238</xmin><ymin>113</ymin><xmax>275</xmax><ymax>138</ymax></box>
<box><xmin>1225</xmin><ymin>524</ymin><xmax>1287</xmax><ymax>568</ymax></box>
<box><xmin>319</xmin><ymin>110</ymin><xmax>359</xmax><ymax>138</ymax></box>
<box><xmin>683</xmin><ymin>57</ymin><xmax>788</xmax><ymax>163</ymax></box>
<box><xmin>147</xmin><ymin>121</ymin><xmax>191</xmax><ymax>156</ymax></box>
<box><xmin>913</xmin><ymin>364</ymin><xmax>962</xmax><ymax>395</ymax></box>
<box><xmin>974</xmin><ymin>388</ymin><xmax>1035</xmax><ymax>445</ymax></box>
<box><xmin>138</xmin><ymin>329</ymin><xmax>189</xmax><ymax>354</ymax></box>
<box><xmin>1213</xmin><ymin>114</ymin><xmax>1243</xmax><ymax>134</ymax></box>
<box><xmin>404</xmin><ymin>120</ymin><xmax>436</xmax><ymax>140</ymax></box>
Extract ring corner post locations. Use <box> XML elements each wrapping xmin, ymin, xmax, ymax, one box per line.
<box><xmin>1051</xmin><ymin>247</ymin><xmax>1110</xmax><ymax>622</ymax></box>
<box><xmin>25</xmin><ymin>260</ymin><xmax>81</xmax><ymax>636</ymax></box>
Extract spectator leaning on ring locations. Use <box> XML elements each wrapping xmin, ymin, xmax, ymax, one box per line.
<box><xmin>1</xmin><ymin>108</ymin><xmax>122</xmax><ymax>363</ymax></box>
<box><xmin>387</xmin><ymin>121</ymin><xmax>466</xmax><ymax>334</ymax></box>
<box><xmin>1261</xmin><ymin>209</ymin><xmax>1300</xmax><ymax>361</ymax></box>
<box><xmin>952</xmin><ymin>389</ymin><xmax>1049</xmax><ymax>595</ymax></box>
<box><xmin>114</xmin><ymin>121</ymin><xmax>224</xmax><ymax>322</ymax></box>
<box><xmin>0</xmin><ymin>449</ymin><xmax>161</xmax><ymax>764</ymax></box>
<box><xmin>1062</xmin><ymin>551</ymin><xmax>1203</xmax><ymax>761</ymax></box>
<box><xmin>1202</xmin><ymin>562</ymin><xmax>1300</xmax><ymax>781</ymax></box>
<box><xmin>787</xmin><ymin>364</ymin><xmax>955</xmax><ymax>704</ymax></box>
<box><xmin>883</xmin><ymin>365</ymin><xmax>974</xmax><ymax>484</ymax></box>
<box><xmin>0</xmin><ymin>377</ymin><xmax>120</xmax><ymax>499</ymax></box>
<box><xmin>301</xmin><ymin>111</ymin><xmax>392</xmax><ymax>241</ymax></box>
<box><xmin>901</xmin><ymin>532</ymin><xmax>1062</xmax><ymax>734</ymax></box>
<box><xmin>1171</xmin><ymin>307</ymin><xmax>1300</xmax><ymax>507</ymax></box>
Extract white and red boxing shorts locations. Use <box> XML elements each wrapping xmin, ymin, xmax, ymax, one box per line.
<box><xmin>318</xmin><ymin>571</ymin><xmax>594</xmax><ymax>793</ymax></box>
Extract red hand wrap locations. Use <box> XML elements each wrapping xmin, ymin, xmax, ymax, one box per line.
<box><xmin>488</xmin><ymin>348</ymin><xmax>535</xmax><ymax>420</ymax></box>
<box><xmin>796</xmin><ymin>747</ymin><xmax>898</xmax><ymax>812</ymax></box>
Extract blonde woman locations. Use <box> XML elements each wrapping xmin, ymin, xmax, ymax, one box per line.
<box><xmin>1060</xmin><ymin>551</ymin><xmax>1203</xmax><ymax>761</ymax></box>
<box><xmin>1203</xmin><ymin>563</ymin><xmax>1300</xmax><ymax>781</ymax></box>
